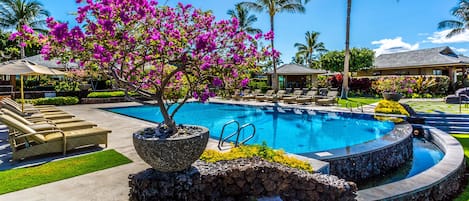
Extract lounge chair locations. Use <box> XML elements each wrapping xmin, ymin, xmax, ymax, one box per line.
<box><xmin>266</xmin><ymin>90</ymin><xmax>287</xmax><ymax>103</ymax></box>
<box><xmin>315</xmin><ymin>90</ymin><xmax>339</xmax><ymax>106</ymax></box>
<box><xmin>242</xmin><ymin>89</ymin><xmax>262</xmax><ymax>101</ymax></box>
<box><xmin>255</xmin><ymin>90</ymin><xmax>274</xmax><ymax>102</ymax></box>
<box><xmin>231</xmin><ymin>89</ymin><xmax>242</xmax><ymax>101</ymax></box>
<box><xmin>295</xmin><ymin>90</ymin><xmax>318</xmax><ymax>104</ymax></box>
<box><xmin>1</xmin><ymin>114</ymin><xmax>110</xmax><ymax>161</ymax></box>
<box><xmin>0</xmin><ymin>102</ymin><xmax>75</xmax><ymax>120</ymax></box>
<box><xmin>1</xmin><ymin>109</ymin><xmax>97</xmax><ymax>131</ymax></box>
<box><xmin>282</xmin><ymin>90</ymin><xmax>303</xmax><ymax>104</ymax></box>
<box><xmin>1</xmin><ymin>98</ymin><xmax>60</xmax><ymax>113</ymax></box>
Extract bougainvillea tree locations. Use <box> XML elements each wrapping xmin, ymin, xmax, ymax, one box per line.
<box><xmin>42</xmin><ymin>0</ymin><xmax>272</xmax><ymax>137</ymax></box>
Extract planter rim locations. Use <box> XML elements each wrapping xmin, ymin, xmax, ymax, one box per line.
<box><xmin>133</xmin><ymin>124</ymin><xmax>209</xmax><ymax>141</ymax></box>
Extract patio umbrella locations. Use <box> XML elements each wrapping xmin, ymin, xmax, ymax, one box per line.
<box><xmin>0</xmin><ymin>59</ymin><xmax>66</xmax><ymax>112</ymax></box>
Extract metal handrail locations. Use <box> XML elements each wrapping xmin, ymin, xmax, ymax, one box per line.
<box><xmin>217</xmin><ymin>120</ymin><xmax>240</xmax><ymax>150</ymax></box>
<box><xmin>345</xmin><ymin>101</ymin><xmax>364</xmax><ymax>113</ymax></box>
<box><xmin>236</xmin><ymin>123</ymin><xmax>256</xmax><ymax>146</ymax></box>
<box><xmin>459</xmin><ymin>94</ymin><xmax>469</xmax><ymax>113</ymax></box>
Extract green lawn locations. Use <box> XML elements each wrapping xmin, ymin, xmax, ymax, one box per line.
<box><xmin>451</xmin><ymin>134</ymin><xmax>469</xmax><ymax>201</ymax></box>
<box><xmin>337</xmin><ymin>97</ymin><xmax>381</xmax><ymax>108</ymax></box>
<box><xmin>406</xmin><ymin>101</ymin><xmax>469</xmax><ymax>114</ymax></box>
<box><xmin>0</xmin><ymin>149</ymin><xmax>132</xmax><ymax>195</ymax></box>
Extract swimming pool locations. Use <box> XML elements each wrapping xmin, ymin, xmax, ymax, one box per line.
<box><xmin>358</xmin><ymin>137</ymin><xmax>444</xmax><ymax>189</ymax></box>
<box><xmin>105</xmin><ymin>102</ymin><xmax>395</xmax><ymax>154</ymax></box>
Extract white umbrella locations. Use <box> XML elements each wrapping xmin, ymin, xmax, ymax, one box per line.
<box><xmin>0</xmin><ymin>59</ymin><xmax>66</xmax><ymax>112</ymax></box>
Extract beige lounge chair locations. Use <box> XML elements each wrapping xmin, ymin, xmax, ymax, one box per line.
<box><xmin>0</xmin><ymin>102</ymin><xmax>74</xmax><ymax>120</ymax></box>
<box><xmin>266</xmin><ymin>90</ymin><xmax>286</xmax><ymax>102</ymax></box>
<box><xmin>255</xmin><ymin>90</ymin><xmax>274</xmax><ymax>102</ymax></box>
<box><xmin>242</xmin><ymin>89</ymin><xmax>262</xmax><ymax>101</ymax></box>
<box><xmin>315</xmin><ymin>90</ymin><xmax>339</xmax><ymax>106</ymax></box>
<box><xmin>1</xmin><ymin>98</ymin><xmax>60</xmax><ymax>113</ymax></box>
<box><xmin>1</xmin><ymin>114</ymin><xmax>110</xmax><ymax>161</ymax></box>
<box><xmin>282</xmin><ymin>90</ymin><xmax>303</xmax><ymax>104</ymax></box>
<box><xmin>295</xmin><ymin>90</ymin><xmax>318</xmax><ymax>104</ymax></box>
<box><xmin>1</xmin><ymin>109</ymin><xmax>96</xmax><ymax>131</ymax></box>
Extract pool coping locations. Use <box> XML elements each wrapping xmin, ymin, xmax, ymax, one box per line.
<box><xmin>356</xmin><ymin>125</ymin><xmax>466</xmax><ymax>200</ymax></box>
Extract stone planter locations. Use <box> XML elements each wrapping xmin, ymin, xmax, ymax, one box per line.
<box><xmin>133</xmin><ymin>125</ymin><xmax>209</xmax><ymax>172</ymax></box>
<box><xmin>382</xmin><ymin>92</ymin><xmax>402</xmax><ymax>102</ymax></box>
<box><xmin>78</xmin><ymin>83</ymin><xmax>91</xmax><ymax>91</ymax></box>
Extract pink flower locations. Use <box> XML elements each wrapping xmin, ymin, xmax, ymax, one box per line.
<box><xmin>264</xmin><ymin>31</ymin><xmax>274</xmax><ymax>40</ymax></box>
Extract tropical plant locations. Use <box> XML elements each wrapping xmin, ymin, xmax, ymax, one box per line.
<box><xmin>227</xmin><ymin>3</ymin><xmax>262</xmax><ymax>35</ymax></box>
<box><xmin>319</xmin><ymin>48</ymin><xmax>374</xmax><ymax>72</ymax></box>
<box><xmin>438</xmin><ymin>0</ymin><xmax>469</xmax><ymax>38</ymax></box>
<box><xmin>241</xmin><ymin>0</ymin><xmax>309</xmax><ymax>91</ymax></box>
<box><xmin>294</xmin><ymin>31</ymin><xmax>327</xmax><ymax>68</ymax></box>
<box><xmin>41</xmin><ymin>0</ymin><xmax>270</xmax><ymax>137</ymax></box>
<box><xmin>0</xmin><ymin>0</ymin><xmax>49</xmax><ymax>58</ymax></box>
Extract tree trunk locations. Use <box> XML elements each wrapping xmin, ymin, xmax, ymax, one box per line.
<box><xmin>20</xmin><ymin>41</ymin><xmax>25</xmax><ymax>59</ymax></box>
<box><xmin>156</xmin><ymin>94</ymin><xmax>177</xmax><ymax>136</ymax></box>
<box><xmin>270</xmin><ymin>14</ymin><xmax>278</xmax><ymax>91</ymax></box>
<box><xmin>341</xmin><ymin>0</ymin><xmax>352</xmax><ymax>99</ymax></box>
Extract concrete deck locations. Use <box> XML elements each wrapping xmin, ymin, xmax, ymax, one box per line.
<box><xmin>0</xmin><ymin>99</ymin><xmax>353</xmax><ymax>201</ymax></box>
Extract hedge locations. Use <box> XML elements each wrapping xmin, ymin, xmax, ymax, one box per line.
<box><xmin>22</xmin><ymin>97</ymin><xmax>79</xmax><ymax>105</ymax></box>
<box><xmin>86</xmin><ymin>91</ymin><xmax>137</xmax><ymax>98</ymax></box>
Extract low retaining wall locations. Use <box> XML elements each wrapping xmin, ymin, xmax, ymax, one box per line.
<box><xmin>307</xmin><ymin>123</ymin><xmax>413</xmax><ymax>182</ymax></box>
<box><xmin>129</xmin><ymin>158</ymin><xmax>357</xmax><ymax>201</ymax></box>
<box><xmin>357</xmin><ymin>126</ymin><xmax>466</xmax><ymax>200</ymax></box>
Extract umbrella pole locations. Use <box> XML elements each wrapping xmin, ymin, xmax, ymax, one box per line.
<box><xmin>20</xmin><ymin>75</ymin><xmax>24</xmax><ymax>112</ymax></box>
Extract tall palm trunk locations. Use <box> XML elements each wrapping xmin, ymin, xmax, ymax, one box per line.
<box><xmin>270</xmin><ymin>14</ymin><xmax>278</xmax><ymax>91</ymax></box>
<box><xmin>341</xmin><ymin>0</ymin><xmax>351</xmax><ymax>99</ymax></box>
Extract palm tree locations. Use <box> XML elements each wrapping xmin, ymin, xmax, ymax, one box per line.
<box><xmin>438</xmin><ymin>0</ymin><xmax>469</xmax><ymax>38</ymax></box>
<box><xmin>341</xmin><ymin>0</ymin><xmax>352</xmax><ymax>99</ymax></box>
<box><xmin>227</xmin><ymin>3</ymin><xmax>262</xmax><ymax>35</ymax></box>
<box><xmin>0</xmin><ymin>0</ymin><xmax>49</xmax><ymax>58</ymax></box>
<box><xmin>241</xmin><ymin>0</ymin><xmax>309</xmax><ymax>91</ymax></box>
<box><xmin>294</xmin><ymin>31</ymin><xmax>327</xmax><ymax>68</ymax></box>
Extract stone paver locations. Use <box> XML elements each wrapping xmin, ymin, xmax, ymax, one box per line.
<box><xmin>0</xmin><ymin>100</ymin><xmax>364</xmax><ymax>201</ymax></box>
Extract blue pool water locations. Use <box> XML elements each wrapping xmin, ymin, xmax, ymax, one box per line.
<box><xmin>359</xmin><ymin>138</ymin><xmax>444</xmax><ymax>189</ymax></box>
<box><xmin>105</xmin><ymin>102</ymin><xmax>394</xmax><ymax>154</ymax></box>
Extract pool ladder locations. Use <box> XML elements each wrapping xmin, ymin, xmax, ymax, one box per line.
<box><xmin>345</xmin><ymin>102</ymin><xmax>364</xmax><ymax>113</ymax></box>
<box><xmin>218</xmin><ymin>120</ymin><xmax>256</xmax><ymax>150</ymax></box>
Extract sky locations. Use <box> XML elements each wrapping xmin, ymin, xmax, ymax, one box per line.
<box><xmin>40</xmin><ymin>0</ymin><xmax>469</xmax><ymax>63</ymax></box>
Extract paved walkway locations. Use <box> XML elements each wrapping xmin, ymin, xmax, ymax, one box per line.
<box><xmin>0</xmin><ymin>100</ymin><xmax>371</xmax><ymax>201</ymax></box>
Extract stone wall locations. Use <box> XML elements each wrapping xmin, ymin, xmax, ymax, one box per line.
<box><xmin>129</xmin><ymin>158</ymin><xmax>357</xmax><ymax>201</ymax></box>
<box><xmin>325</xmin><ymin>135</ymin><xmax>413</xmax><ymax>182</ymax></box>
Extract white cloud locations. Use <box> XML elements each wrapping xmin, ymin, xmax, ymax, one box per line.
<box><xmin>426</xmin><ymin>29</ymin><xmax>469</xmax><ymax>44</ymax></box>
<box><xmin>450</xmin><ymin>46</ymin><xmax>468</xmax><ymax>53</ymax></box>
<box><xmin>371</xmin><ymin>37</ymin><xmax>420</xmax><ymax>56</ymax></box>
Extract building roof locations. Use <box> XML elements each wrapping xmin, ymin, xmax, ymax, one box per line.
<box><xmin>24</xmin><ymin>55</ymin><xmax>78</xmax><ymax>69</ymax></box>
<box><xmin>374</xmin><ymin>46</ymin><xmax>469</xmax><ymax>69</ymax></box>
<box><xmin>267</xmin><ymin>64</ymin><xmax>327</xmax><ymax>75</ymax></box>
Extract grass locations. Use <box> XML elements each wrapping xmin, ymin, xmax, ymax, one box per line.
<box><xmin>451</xmin><ymin>134</ymin><xmax>469</xmax><ymax>201</ymax></box>
<box><xmin>406</xmin><ymin>101</ymin><xmax>469</xmax><ymax>114</ymax></box>
<box><xmin>337</xmin><ymin>97</ymin><xmax>381</xmax><ymax>108</ymax></box>
<box><xmin>0</xmin><ymin>149</ymin><xmax>132</xmax><ymax>195</ymax></box>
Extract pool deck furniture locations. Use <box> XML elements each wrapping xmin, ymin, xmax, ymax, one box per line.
<box><xmin>255</xmin><ymin>90</ymin><xmax>274</xmax><ymax>102</ymax></box>
<box><xmin>0</xmin><ymin>113</ymin><xmax>110</xmax><ymax>161</ymax></box>
<box><xmin>282</xmin><ymin>90</ymin><xmax>303</xmax><ymax>104</ymax></box>
<box><xmin>315</xmin><ymin>90</ymin><xmax>339</xmax><ymax>106</ymax></box>
<box><xmin>0</xmin><ymin>101</ymin><xmax>75</xmax><ymax>120</ymax></box>
<box><xmin>266</xmin><ymin>90</ymin><xmax>287</xmax><ymax>103</ymax></box>
<box><xmin>295</xmin><ymin>90</ymin><xmax>318</xmax><ymax>104</ymax></box>
<box><xmin>1</xmin><ymin>108</ymin><xmax>97</xmax><ymax>132</ymax></box>
<box><xmin>242</xmin><ymin>89</ymin><xmax>262</xmax><ymax>101</ymax></box>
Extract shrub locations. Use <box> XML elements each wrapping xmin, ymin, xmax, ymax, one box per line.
<box><xmin>200</xmin><ymin>142</ymin><xmax>313</xmax><ymax>172</ymax></box>
<box><xmin>86</xmin><ymin>91</ymin><xmax>137</xmax><ymax>98</ymax></box>
<box><xmin>23</xmin><ymin>97</ymin><xmax>79</xmax><ymax>105</ymax></box>
<box><xmin>370</xmin><ymin>75</ymin><xmax>449</xmax><ymax>98</ymax></box>
<box><xmin>374</xmin><ymin>100</ymin><xmax>410</xmax><ymax>116</ymax></box>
